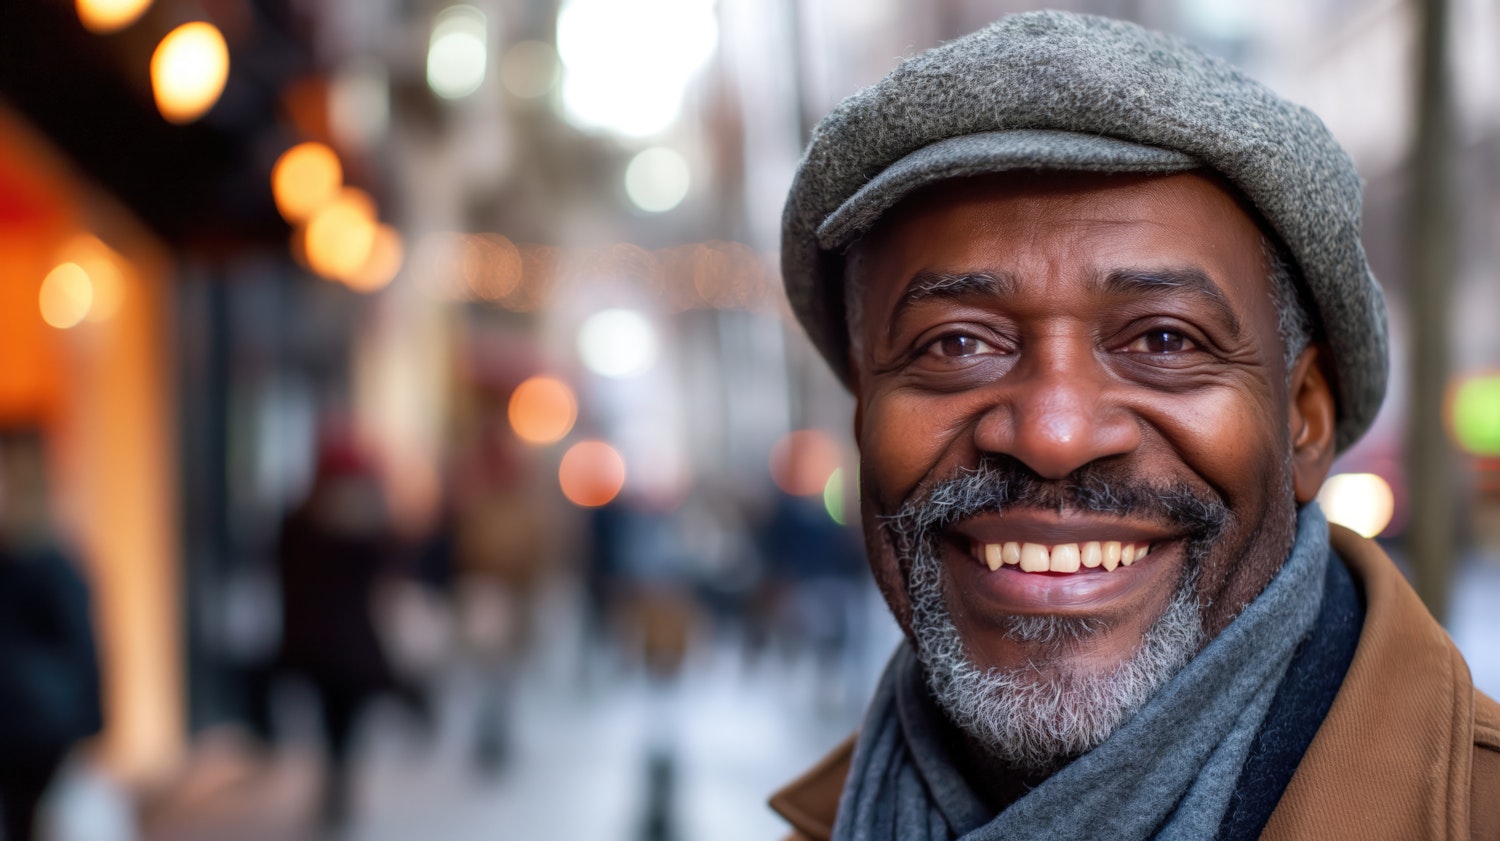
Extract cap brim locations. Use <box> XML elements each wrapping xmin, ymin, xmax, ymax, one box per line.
<box><xmin>815</xmin><ymin>129</ymin><xmax>1200</xmax><ymax>249</ymax></box>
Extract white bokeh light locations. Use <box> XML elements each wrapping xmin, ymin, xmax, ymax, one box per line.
<box><xmin>557</xmin><ymin>0</ymin><xmax>718</xmax><ymax>137</ymax></box>
<box><xmin>427</xmin><ymin>5</ymin><xmax>488</xmax><ymax>100</ymax></box>
<box><xmin>1317</xmin><ymin>472</ymin><xmax>1396</xmax><ymax>539</ymax></box>
<box><xmin>624</xmin><ymin>147</ymin><xmax>691</xmax><ymax>212</ymax></box>
<box><xmin>578</xmin><ymin>309</ymin><xmax>658</xmax><ymax>379</ymax></box>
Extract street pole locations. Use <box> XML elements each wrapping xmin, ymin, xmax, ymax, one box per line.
<box><xmin>1405</xmin><ymin>0</ymin><xmax>1457</xmax><ymax>621</ymax></box>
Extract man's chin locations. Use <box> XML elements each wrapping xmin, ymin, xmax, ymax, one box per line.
<box><xmin>916</xmin><ymin>575</ymin><xmax>1205</xmax><ymax>773</ymax></box>
<box><xmin>999</xmin><ymin>613</ymin><xmax>1110</xmax><ymax>647</ymax></box>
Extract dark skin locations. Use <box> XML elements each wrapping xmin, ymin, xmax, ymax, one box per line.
<box><xmin>846</xmin><ymin>172</ymin><xmax>1337</xmax><ymax>790</ymax></box>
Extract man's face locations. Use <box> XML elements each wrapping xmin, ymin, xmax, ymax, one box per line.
<box><xmin>847</xmin><ymin>170</ymin><xmax>1334</xmax><ymax>766</ymax></box>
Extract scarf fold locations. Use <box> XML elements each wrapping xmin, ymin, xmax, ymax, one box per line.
<box><xmin>833</xmin><ymin>504</ymin><xmax>1332</xmax><ymax>841</ymax></box>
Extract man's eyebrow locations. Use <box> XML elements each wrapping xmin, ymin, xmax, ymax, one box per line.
<box><xmin>893</xmin><ymin>271</ymin><xmax>1013</xmax><ymax>319</ymax></box>
<box><xmin>1095</xmin><ymin>267</ymin><xmax>1244</xmax><ymax>336</ymax></box>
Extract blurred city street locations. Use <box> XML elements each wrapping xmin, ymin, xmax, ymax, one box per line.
<box><xmin>28</xmin><ymin>549</ymin><xmax>1500</xmax><ymax>841</ymax></box>
<box><xmin>4</xmin><ymin>0</ymin><xmax>1500</xmax><ymax>839</ymax></box>
<box><xmin>133</xmin><ymin>580</ymin><xmax>900</xmax><ymax>841</ymax></box>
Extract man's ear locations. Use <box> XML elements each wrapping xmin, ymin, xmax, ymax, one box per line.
<box><xmin>1288</xmin><ymin>345</ymin><xmax>1337</xmax><ymax>504</ymax></box>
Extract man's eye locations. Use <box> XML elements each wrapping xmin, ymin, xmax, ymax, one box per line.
<box><xmin>926</xmin><ymin>334</ymin><xmax>996</xmax><ymax>358</ymax></box>
<box><xmin>1125</xmin><ymin>330</ymin><xmax>1195</xmax><ymax>354</ymax></box>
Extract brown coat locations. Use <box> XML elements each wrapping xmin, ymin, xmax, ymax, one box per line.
<box><xmin>770</xmin><ymin>525</ymin><xmax>1500</xmax><ymax>840</ymax></box>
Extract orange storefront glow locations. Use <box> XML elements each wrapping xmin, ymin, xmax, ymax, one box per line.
<box><xmin>76</xmin><ymin>0</ymin><xmax>153</xmax><ymax>34</ymax></box>
<box><xmin>272</xmin><ymin>142</ymin><xmax>343</xmax><ymax>224</ymax></box>
<box><xmin>508</xmin><ymin>376</ymin><xmax>578</xmax><ymax>445</ymax></box>
<box><xmin>770</xmin><ymin>429</ymin><xmax>842</xmax><ymax>497</ymax></box>
<box><xmin>559</xmin><ymin>441</ymin><xmax>626</xmax><ymax>507</ymax></box>
<box><xmin>150</xmin><ymin>22</ymin><xmax>230</xmax><ymax>125</ymax></box>
<box><xmin>304</xmin><ymin>187</ymin><xmax>377</xmax><ymax>282</ymax></box>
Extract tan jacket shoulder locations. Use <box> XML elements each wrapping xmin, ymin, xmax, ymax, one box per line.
<box><xmin>770</xmin><ymin>526</ymin><xmax>1500</xmax><ymax>840</ymax></box>
<box><xmin>1262</xmin><ymin>526</ymin><xmax>1500</xmax><ymax>840</ymax></box>
<box><xmin>769</xmin><ymin>734</ymin><xmax>854</xmax><ymax>841</ymax></box>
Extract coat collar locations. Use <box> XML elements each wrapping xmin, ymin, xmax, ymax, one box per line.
<box><xmin>1260</xmin><ymin>525</ymin><xmax>1478</xmax><ymax>839</ymax></box>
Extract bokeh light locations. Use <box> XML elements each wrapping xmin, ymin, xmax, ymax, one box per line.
<box><xmin>1450</xmin><ymin>373</ymin><xmax>1500</xmax><ymax>456</ymax></box>
<box><xmin>770</xmin><ymin>429</ymin><xmax>842</xmax><ymax>497</ymax></box>
<box><xmin>304</xmin><ymin>187</ymin><xmax>378</xmax><ymax>282</ymax></box>
<box><xmin>1318</xmin><ymin>472</ymin><xmax>1396</xmax><ymax>539</ymax></box>
<box><xmin>40</xmin><ymin>262</ymin><xmax>95</xmax><ymax>329</ymax></box>
<box><xmin>557</xmin><ymin>0</ymin><xmax>718</xmax><ymax>137</ymax></box>
<box><xmin>500</xmin><ymin>40</ymin><xmax>560</xmax><ymax>98</ymax></box>
<box><xmin>345</xmin><ymin>224</ymin><xmax>404</xmax><ymax>293</ymax></box>
<box><xmin>824</xmin><ymin>467</ymin><xmax>848</xmax><ymax>525</ymax></box>
<box><xmin>559</xmin><ymin>441</ymin><xmax>626</xmax><ymax>507</ymax></box>
<box><xmin>272</xmin><ymin>142</ymin><xmax>343</xmax><ymax>224</ymax></box>
<box><xmin>150</xmin><ymin>22</ymin><xmax>230</xmax><ymax>124</ymax></box>
<box><xmin>464</xmin><ymin>234</ymin><xmax>524</xmax><ymax>301</ymax></box>
<box><xmin>427</xmin><ymin>5</ymin><xmax>488</xmax><ymax>100</ymax></box>
<box><xmin>625</xmin><ymin>147</ymin><xmax>691</xmax><ymax>213</ymax></box>
<box><xmin>508</xmin><ymin>376</ymin><xmax>579</xmax><ymax>445</ymax></box>
<box><xmin>76</xmin><ymin>0</ymin><xmax>152</xmax><ymax>34</ymax></box>
<box><xmin>578</xmin><ymin>308</ymin><xmax>658</xmax><ymax>379</ymax></box>
<box><xmin>59</xmin><ymin>234</ymin><xmax>127</xmax><ymax>323</ymax></box>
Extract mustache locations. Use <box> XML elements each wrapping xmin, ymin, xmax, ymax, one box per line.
<box><xmin>882</xmin><ymin>454</ymin><xmax>1231</xmax><ymax>543</ymax></box>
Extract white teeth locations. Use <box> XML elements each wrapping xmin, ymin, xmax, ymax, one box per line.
<box><xmin>1081</xmin><ymin>541</ymin><xmax>1102</xmax><ymax>568</ymax></box>
<box><xmin>1102</xmin><ymin>542</ymin><xmax>1122</xmax><ymax>572</ymax></box>
<box><xmin>1050</xmin><ymin>543</ymin><xmax>1081</xmax><ymax>573</ymax></box>
<box><xmin>1019</xmin><ymin>543</ymin><xmax>1050</xmax><ymax>572</ymax></box>
<box><xmin>977</xmin><ymin>540</ymin><xmax>1154</xmax><ymax>574</ymax></box>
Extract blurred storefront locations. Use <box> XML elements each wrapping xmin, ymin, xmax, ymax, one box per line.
<box><xmin>0</xmin><ymin>107</ymin><xmax>181</xmax><ymax>785</ymax></box>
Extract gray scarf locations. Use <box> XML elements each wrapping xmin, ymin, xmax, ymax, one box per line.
<box><xmin>832</xmin><ymin>504</ymin><xmax>1331</xmax><ymax>841</ymax></box>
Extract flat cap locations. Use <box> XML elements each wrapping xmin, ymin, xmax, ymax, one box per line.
<box><xmin>782</xmin><ymin>10</ymin><xmax>1388</xmax><ymax>452</ymax></box>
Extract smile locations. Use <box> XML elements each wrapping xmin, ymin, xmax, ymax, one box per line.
<box><xmin>972</xmin><ymin>540</ymin><xmax>1153</xmax><ymax>573</ymax></box>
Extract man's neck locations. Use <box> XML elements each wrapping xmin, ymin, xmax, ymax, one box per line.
<box><xmin>937</xmin><ymin>705</ymin><xmax>1057</xmax><ymax>815</ymax></box>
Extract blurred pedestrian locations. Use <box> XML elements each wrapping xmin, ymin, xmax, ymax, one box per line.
<box><xmin>275</xmin><ymin>439</ymin><xmax>401</xmax><ymax>829</ymax></box>
<box><xmin>0</xmin><ymin>430</ymin><xmax>101</xmax><ymax>841</ymax></box>
<box><xmin>451</xmin><ymin>417</ymin><xmax>557</xmax><ymax>774</ymax></box>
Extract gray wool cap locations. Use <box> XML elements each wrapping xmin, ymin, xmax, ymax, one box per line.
<box><xmin>782</xmin><ymin>10</ymin><xmax>1389</xmax><ymax>452</ymax></box>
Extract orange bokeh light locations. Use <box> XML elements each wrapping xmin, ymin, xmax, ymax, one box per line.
<box><xmin>150</xmin><ymin>22</ymin><xmax>230</xmax><ymax>124</ymax></box>
<box><xmin>508</xmin><ymin>376</ymin><xmax>578</xmax><ymax>445</ymax></box>
<box><xmin>559</xmin><ymin>441</ymin><xmax>626</xmax><ymax>507</ymax></box>
<box><xmin>39</xmin><ymin>262</ymin><xmax>94</xmax><ymax>329</ymax></box>
<box><xmin>345</xmin><ymin>224</ymin><xmax>403</xmax><ymax>293</ymax></box>
<box><xmin>56</xmin><ymin>234</ymin><xmax>128</xmax><ymax>323</ymax></box>
<box><xmin>76</xmin><ymin>0</ymin><xmax>152</xmax><ymax>34</ymax></box>
<box><xmin>770</xmin><ymin>429</ymin><xmax>842</xmax><ymax>497</ymax></box>
<box><xmin>272</xmin><ymin>142</ymin><xmax>343</xmax><ymax>224</ymax></box>
<box><xmin>304</xmin><ymin>187</ymin><xmax>377</xmax><ymax>282</ymax></box>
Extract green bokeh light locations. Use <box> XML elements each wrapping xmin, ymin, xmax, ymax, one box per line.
<box><xmin>1452</xmin><ymin>375</ymin><xmax>1500</xmax><ymax>455</ymax></box>
<box><xmin>824</xmin><ymin>467</ymin><xmax>846</xmax><ymax>525</ymax></box>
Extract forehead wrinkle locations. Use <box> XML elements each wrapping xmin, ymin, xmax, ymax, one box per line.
<box><xmin>1092</xmin><ymin>267</ymin><xmax>1245</xmax><ymax>338</ymax></box>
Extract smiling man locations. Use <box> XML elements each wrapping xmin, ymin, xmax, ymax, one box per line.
<box><xmin>770</xmin><ymin>11</ymin><xmax>1500</xmax><ymax>841</ymax></box>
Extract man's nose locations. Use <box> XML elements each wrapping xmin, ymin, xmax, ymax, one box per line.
<box><xmin>971</xmin><ymin>346</ymin><xmax>1141</xmax><ymax>480</ymax></box>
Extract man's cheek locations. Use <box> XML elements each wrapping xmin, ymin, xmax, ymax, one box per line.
<box><xmin>859</xmin><ymin>493</ymin><xmax>918</xmax><ymax>635</ymax></box>
<box><xmin>859</xmin><ymin>394</ymin><xmax>955</xmax><ymax>510</ymax></box>
<box><xmin>1134</xmin><ymin>385</ymin><xmax>1276</xmax><ymax>472</ymax></box>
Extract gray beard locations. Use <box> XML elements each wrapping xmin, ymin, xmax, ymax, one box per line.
<box><xmin>881</xmin><ymin>456</ymin><xmax>1228</xmax><ymax>774</ymax></box>
<box><xmin>906</xmin><ymin>539</ymin><xmax>1204</xmax><ymax>772</ymax></box>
